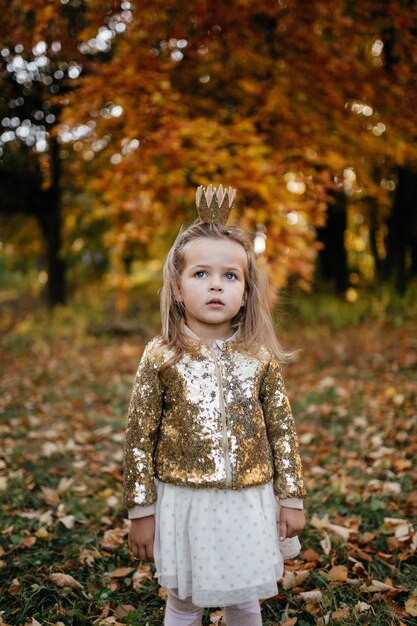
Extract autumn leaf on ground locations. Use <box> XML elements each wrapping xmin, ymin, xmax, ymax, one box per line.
<box><xmin>49</xmin><ymin>572</ymin><xmax>83</xmax><ymax>590</ymax></box>
<box><xmin>8</xmin><ymin>579</ymin><xmax>22</xmax><ymax>596</ymax></box>
<box><xmin>158</xmin><ymin>587</ymin><xmax>169</xmax><ymax>600</ymax></box>
<box><xmin>310</xmin><ymin>514</ymin><xmax>357</xmax><ymax>541</ymax></box>
<box><xmin>114</xmin><ymin>605</ymin><xmax>136</xmax><ymax>619</ymax></box>
<box><xmin>355</xmin><ymin>602</ymin><xmax>371</xmax><ymax>613</ymax></box>
<box><xmin>0</xmin><ymin>611</ymin><xmax>10</xmax><ymax>626</ymax></box>
<box><xmin>298</xmin><ymin>590</ymin><xmax>323</xmax><ymax>602</ymax></box>
<box><xmin>328</xmin><ymin>565</ymin><xmax>348</xmax><ymax>582</ymax></box>
<box><xmin>58</xmin><ymin>515</ymin><xmax>75</xmax><ymax>529</ymax></box>
<box><xmin>405</xmin><ymin>596</ymin><xmax>417</xmax><ymax>617</ymax></box>
<box><xmin>360</xmin><ymin>579</ymin><xmax>396</xmax><ymax>592</ymax></box>
<box><xmin>132</xmin><ymin>564</ymin><xmax>153</xmax><ymax>590</ymax></box>
<box><xmin>79</xmin><ymin>548</ymin><xmax>98</xmax><ymax>566</ymax></box>
<box><xmin>282</xmin><ymin>569</ymin><xmax>310</xmax><ymax>590</ymax></box>
<box><xmin>106</xmin><ymin>567</ymin><xmax>133</xmax><ymax>579</ymax></box>
<box><xmin>100</xmin><ymin>528</ymin><xmax>128</xmax><ymax>551</ymax></box>
<box><xmin>40</xmin><ymin>486</ymin><xmax>61</xmax><ymax>506</ymax></box>
<box><xmin>209</xmin><ymin>610</ymin><xmax>225</xmax><ymax>624</ymax></box>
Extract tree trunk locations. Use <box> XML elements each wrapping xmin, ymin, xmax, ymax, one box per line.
<box><xmin>317</xmin><ymin>190</ymin><xmax>349</xmax><ymax>293</ymax></box>
<box><xmin>367</xmin><ymin>196</ymin><xmax>383</xmax><ymax>281</ymax></box>
<box><xmin>37</xmin><ymin>138</ymin><xmax>66</xmax><ymax>307</ymax></box>
<box><xmin>384</xmin><ymin>167</ymin><xmax>417</xmax><ymax>294</ymax></box>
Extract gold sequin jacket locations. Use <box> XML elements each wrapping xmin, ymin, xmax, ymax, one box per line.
<box><xmin>123</xmin><ymin>336</ymin><xmax>305</xmax><ymax>510</ymax></box>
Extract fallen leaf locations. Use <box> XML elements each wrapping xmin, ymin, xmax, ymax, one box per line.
<box><xmin>298</xmin><ymin>590</ymin><xmax>323</xmax><ymax>602</ymax></box>
<box><xmin>407</xmin><ymin>491</ymin><xmax>417</xmax><ymax>509</ymax></box>
<box><xmin>59</xmin><ymin>515</ymin><xmax>75</xmax><ymax>529</ymax></box>
<box><xmin>360</xmin><ymin>579</ymin><xmax>395</xmax><ymax>592</ymax></box>
<box><xmin>209</xmin><ymin>609</ymin><xmax>224</xmax><ymax>624</ymax></box>
<box><xmin>49</xmin><ymin>572</ymin><xmax>83</xmax><ymax>590</ymax></box>
<box><xmin>328</xmin><ymin>565</ymin><xmax>348</xmax><ymax>582</ymax></box>
<box><xmin>282</xmin><ymin>569</ymin><xmax>310</xmax><ymax>590</ymax></box>
<box><xmin>281</xmin><ymin>618</ymin><xmax>298</xmax><ymax>626</ymax></box>
<box><xmin>8</xmin><ymin>579</ymin><xmax>22</xmax><ymax>596</ymax></box>
<box><xmin>79</xmin><ymin>548</ymin><xmax>97</xmax><ymax>566</ymax></box>
<box><xmin>114</xmin><ymin>605</ymin><xmax>136</xmax><ymax>619</ymax></box>
<box><xmin>40</xmin><ymin>487</ymin><xmax>61</xmax><ymax>506</ymax></box>
<box><xmin>106</xmin><ymin>567</ymin><xmax>133</xmax><ymax>579</ymax></box>
<box><xmin>0</xmin><ymin>611</ymin><xmax>11</xmax><ymax>626</ymax></box>
<box><xmin>331</xmin><ymin>608</ymin><xmax>350</xmax><ymax>619</ymax></box>
<box><xmin>311</xmin><ymin>514</ymin><xmax>356</xmax><ymax>541</ymax></box>
<box><xmin>405</xmin><ymin>595</ymin><xmax>417</xmax><ymax>617</ymax></box>
<box><xmin>355</xmin><ymin>601</ymin><xmax>371</xmax><ymax>613</ymax></box>
<box><xmin>158</xmin><ymin>587</ymin><xmax>169</xmax><ymax>600</ymax></box>
<box><xmin>21</xmin><ymin>536</ymin><xmax>37</xmax><ymax>548</ymax></box>
<box><xmin>57</xmin><ymin>477</ymin><xmax>74</xmax><ymax>492</ymax></box>
<box><xmin>319</xmin><ymin>533</ymin><xmax>332</xmax><ymax>556</ymax></box>
<box><xmin>100</xmin><ymin>528</ymin><xmax>128</xmax><ymax>551</ymax></box>
<box><xmin>132</xmin><ymin>564</ymin><xmax>153</xmax><ymax>591</ymax></box>
<box><xmin>302</xmin><ymin>548</ymin><xmax>320</xmax><ymax>562</ymax></box>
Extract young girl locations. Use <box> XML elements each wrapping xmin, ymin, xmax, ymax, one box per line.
<box><xmin>123</xmin><ymin>186</ymin><xmax>306</xmax><ymax>626</ymax></box>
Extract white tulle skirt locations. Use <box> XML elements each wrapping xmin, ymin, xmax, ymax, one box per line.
<box><xmin>153</xmin><ymin>480</ymin><xmax>285</xmax><ymax>607</ymax></box>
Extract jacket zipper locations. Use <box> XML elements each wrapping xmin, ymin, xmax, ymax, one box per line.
<box><xmin>213</xmin><ymin>351</ymin><xmax>232</xmax><ymax>487</ymax></box>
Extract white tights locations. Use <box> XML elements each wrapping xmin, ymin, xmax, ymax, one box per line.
<box><xmin>164</xmin><ymin>589</ymin><xmax>262</xmax><ymax>626</ymax></box>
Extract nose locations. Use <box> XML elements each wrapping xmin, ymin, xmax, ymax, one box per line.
<box><xmin>209</xmin><ymin>279</ymin><xmax>223</xmax><ymax>291</ymax></box>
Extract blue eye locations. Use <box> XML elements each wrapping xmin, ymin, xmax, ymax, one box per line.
<box><xmin>225</xmin><ymin>272</ymin><xmax>237</xmax><ymax>280</ymax></box>
<box><xmin>194</xmin><ymin>270</ymin><xmax>207</xmax><ymax>278</ymax></box>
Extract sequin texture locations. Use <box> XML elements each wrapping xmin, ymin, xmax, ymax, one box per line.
<box><xmin>123</xmin><ymin>337</ymin><xmax>305</xmax><ymax>509</ymax></box>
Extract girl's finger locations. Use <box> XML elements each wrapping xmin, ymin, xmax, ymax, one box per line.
<box><xmin>137</xmin><ymin>547</ymin><xmax>147</xmax><ymax>562</ymax></box>
<box><xmin>279</xmin><ymin>520</ymin><xmax>287</xmax><ymax>541</ymax></box>
<box><xmin>145</xmin><ymin>542</ymin><xmax>154</xmax><ymax>562</ymax></box>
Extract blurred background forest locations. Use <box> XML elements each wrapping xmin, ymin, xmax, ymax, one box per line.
<box><xmin>1</xmin><ymin>0</ymin><xmax>417</xmax><ymax>328</ymax></box>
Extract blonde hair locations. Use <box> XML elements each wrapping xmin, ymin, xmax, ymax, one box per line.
<box><xmin>160</xmin><ymin>221</ymin><xmax>290</xmax><ymax>365</ymax></box>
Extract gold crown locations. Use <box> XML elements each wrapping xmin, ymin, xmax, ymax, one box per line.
<box><xmin>195</xmin><ymin>184</ymin><xmax>237</xmax><ymax>225</ymax></box>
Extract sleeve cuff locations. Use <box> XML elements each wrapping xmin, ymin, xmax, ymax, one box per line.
<box><xmin>128</xmin><ymin>504</ymin><xmax>156</xmax><ymax>519</ymax></box>
<box><xmin>278</xmin><ymin>497</ymin><xmax>304</xmax><ymax>510</ymax></box>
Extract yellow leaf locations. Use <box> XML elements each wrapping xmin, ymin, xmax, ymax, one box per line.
<box><xmin>405</xmin><ymin>596</ymin><xmax>417</xmax><ymax>617</ymax></box>
<box><xmin>328</xmin><ymin>565</ymin><xmax>348</xmax><ymax>582</ymax></box>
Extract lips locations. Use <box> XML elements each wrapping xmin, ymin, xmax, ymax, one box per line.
<box><xmin>207</xmin><ymin>298</ymin><xmax>224</xmax><ymax>306</ymax></box>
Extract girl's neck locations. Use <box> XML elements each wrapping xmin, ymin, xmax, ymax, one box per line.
<box><xmin>183</xmin><ymin>322</ymin><xmax>234</xmax><ymax>344</ymax></box>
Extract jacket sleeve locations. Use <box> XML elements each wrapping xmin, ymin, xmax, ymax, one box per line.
<box><xmin>123</xmin><ymin>340</ymin><xmax>164</xmax><ymax>510</ymax></box>
<box><xmin>260</xmin><ymin>357</ymin><xmax>306</xmax><ymax>500</ymax></box>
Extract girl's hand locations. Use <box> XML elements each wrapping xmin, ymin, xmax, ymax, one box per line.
<box><xmin>279</xmin><ymin>507</ymin><xmax>306</xmax><ymax>540</ymax></box>
<box><xmin>128</xmin><ymin>515</ymin><xmax>155</xmax><ymax>562</ymax></box>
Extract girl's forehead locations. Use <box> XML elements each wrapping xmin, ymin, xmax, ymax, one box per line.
<box><xmin>182</xmin><ymin>237</ymin><xmax>248</xmax><ymax>268</ymax></box>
